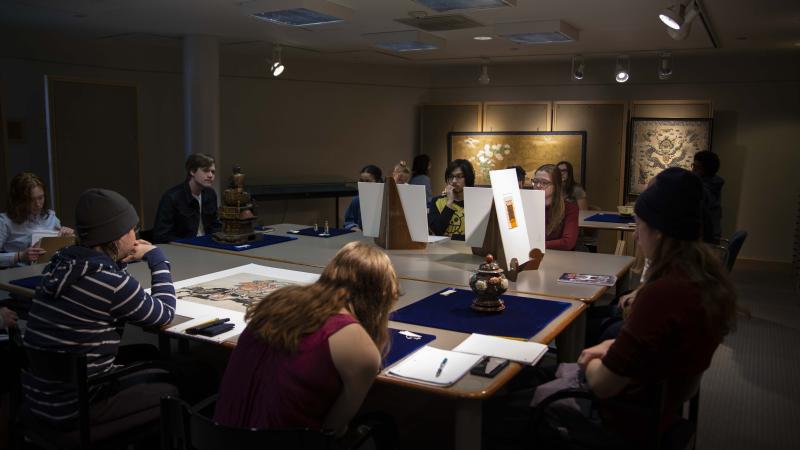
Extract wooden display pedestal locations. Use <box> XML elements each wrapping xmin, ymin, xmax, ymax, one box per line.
<box><xmin>471</xmin><ymin>199</ymin><xmax>543</xmax><ymax>282</ymax></box>
<box><xmin>374</xmin><ymin>178</ymin><xmax>427</xmax><ymax>250</ymax></box>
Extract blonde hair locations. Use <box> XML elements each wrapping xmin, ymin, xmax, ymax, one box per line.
<box><xmin>393</xmin><ymin>161</ymin><xmax>411</xmax><ymax>175</ymax></box>
<box><xmin>246</xmin><ymin>241</ymin><xmax>399</xmax><ymax>356</ymax></box>
<box><xmin>535</xmin><ymin>164</ymin><xmax>565</xmax><ymax>236</ymax></box>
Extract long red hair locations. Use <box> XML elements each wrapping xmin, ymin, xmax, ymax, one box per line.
<box><xmin>246</xmin><ymin>241</ymin><xmax>399</xmax><ymax>356</ymax></box>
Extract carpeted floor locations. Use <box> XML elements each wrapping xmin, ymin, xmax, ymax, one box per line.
<box><xmin>698</xmin><ymin>260</ymin><xmax>800</xmax><ymax>450</ymax></box>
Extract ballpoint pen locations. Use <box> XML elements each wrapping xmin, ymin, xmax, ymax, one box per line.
<box><xmin>435</xmin><ymin>357</ymin><xmax>448</xmax><ymax>377</ymax></box>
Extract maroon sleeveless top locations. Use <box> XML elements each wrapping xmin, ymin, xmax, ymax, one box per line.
<box><xmin>214</xmin><ymin>313</ymin><xmax>358</xmax><ymax>430</ymax></box>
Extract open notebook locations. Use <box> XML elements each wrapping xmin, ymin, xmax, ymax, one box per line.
<box><xmin>387</xmin><ymin>346</ymin><xmax>482</xmax><ymax>387</ymax></box>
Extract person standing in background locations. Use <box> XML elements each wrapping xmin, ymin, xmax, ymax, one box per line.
<box><xmin>692</xmin><ymin>150</ymin><xmax>724</xmax><ymax>244</ymax></box>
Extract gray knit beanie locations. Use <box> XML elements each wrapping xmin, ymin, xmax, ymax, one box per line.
<box><xmin>76</xmin><ymin>189</ymin><xmax>139</xmax><ymax>247</ymax></box>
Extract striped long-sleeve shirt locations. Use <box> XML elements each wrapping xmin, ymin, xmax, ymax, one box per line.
<box><xmin>22</xmin><ymin>245</ymin><xmax>176</xmax><ymax>425</ymax></box>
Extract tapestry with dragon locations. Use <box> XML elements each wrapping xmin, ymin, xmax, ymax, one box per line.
<box><xmin>627</xmin><ymin>118</ymin><xmax>712</xmax><ymax>195</ymax></box>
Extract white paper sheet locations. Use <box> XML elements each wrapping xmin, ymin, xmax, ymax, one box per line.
<box><xmin>358</xmin><ymin>182</ymin><xmax>384</xmax><ymax>237</ymax></box>
<box><xmin>464</xmin><ymin>186</ymin><xmax>494</xmax><ymax>247</ymax></box>
<box><xmin>520</xmin><ymin>189</ymin><xmax>546</xmax><ymax>253</ymax></box>
<box><xmin>489</xmin><ymin>169</ymin><xmax>531</xmax><ymax>268</ymax></box>
<box><xmin>453</xmin><ymin>333</ymin><xmax>549</xmax><ymax>366</ymax></box>
<box><xmin>427</xmin><ymin>235</ymin><xmax>450</xmax><ymax>244</ymax></box>
<box><xmin>396</xmin><ymin>183</ymin><xmax>428</xmax><ymax>243</ymax></box>
<box><xmin>387</xmin><ymin>346</ymin><xmax>483</xmax><ymax>386</ymax></box>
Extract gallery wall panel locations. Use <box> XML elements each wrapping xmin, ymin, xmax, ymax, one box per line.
<box><xmin>420</xmin><ymin>103</ymin><xmax>482</xmax><ymax>195</ymax></box>
<box><xmin>483</xmin><ymin>102</ymin><xmax>550</xmax><ymax>133</ymax></box>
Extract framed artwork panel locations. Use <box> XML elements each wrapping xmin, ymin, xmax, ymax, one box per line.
<box><xmin>626</xmin><ymin>118</ymin><xmax>713</xmax><ymax>196</ymax></box>
<box><xmin>448</xmin><ymin>131</ymin><xmax>587</xmax><ymax>186</ymax></box>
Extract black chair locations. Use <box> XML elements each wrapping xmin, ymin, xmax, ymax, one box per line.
<box><xmin>721</xmin><ymin>230</ymin><xmax>748</xmax><ymax>273</ymax></box>
<box><xmin>530</xmin><ymin>378</ymin><xmax>700</xmax><ymax>450</ymax></box>
<box><xmin>8</xmin><ymin>333</ymin><xmax>173</xmax><ymax>450</ymax></box>
<box><xmin>161</xmin><ymin>394</ymin><xmax>390</xmax><ymax>450</ymax></box>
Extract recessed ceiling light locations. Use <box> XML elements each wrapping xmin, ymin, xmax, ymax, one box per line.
<box><xmin>363</xmin><ymin>30</ymin><xmax>445</xmax><ymax>52</ymax></box>
<box><xmin>242</xmin><ymin>0</ymin><xmax>353</xmax><ymax>26</ymax></box>
<box><xmin>413</xmin><ymin>0</ymin><xmax>516</xmax><ymax>13</ymax></box>
<box><xmin>495</xmin><ymin>20</ymin><xmax>579</xmax><ymax>44</ymax></box>
<box><xmin>473</xmin><ymin>36</ymin><xmax>493</xmax><ymax>41</ymax></box>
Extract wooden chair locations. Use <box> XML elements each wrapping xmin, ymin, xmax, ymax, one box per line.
<box><xmin>7</xmin><ymin>332</ymin><xmax>172</xmax><ymax>450</ymax></box>
<box><xmin>160</xmin><ymin>394</ymin><xmax>391</xmax><ymax>450</ymax></box>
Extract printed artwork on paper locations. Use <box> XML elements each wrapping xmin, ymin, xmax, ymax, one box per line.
<box><xmin>176</xmin><ymin>273</ymin><xmax>294</xmax><ymax>313</ymax></box>
<box><xmin>627</xmin><ymin>119</ymin><xmax>712</xmax><ymax>195</ymax></box>
<box><xmin>449</xmin><ymin>132</ymin><xmax>586</xmax><ymax>186</ymax></box>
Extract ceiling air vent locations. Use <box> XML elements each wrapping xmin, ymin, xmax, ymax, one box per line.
<box><xmin>396</xmin><ymin>14</ymin><xmax>483</xmax><ymax>32</ymax></box>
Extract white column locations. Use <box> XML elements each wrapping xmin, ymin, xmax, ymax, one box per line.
<box><xmin>183</xmin><ymin>35</ymin><xmax>220</xmax><ymax>191</ymax></box>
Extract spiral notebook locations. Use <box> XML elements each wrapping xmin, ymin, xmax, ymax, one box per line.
<box><xmin>387</xmin><ymin>346</ymin><xmax>482</xmax><ymax>387</ymax></box>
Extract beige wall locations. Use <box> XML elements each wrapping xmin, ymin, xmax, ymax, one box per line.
<box><xmin>1</xmin><ymin>29</ymin><xmax>797</xmax><ymax>262</ymax></box>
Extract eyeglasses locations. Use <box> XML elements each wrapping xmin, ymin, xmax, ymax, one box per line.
<box><xmin>134</xmin><ymin>226</ymin><xmax>141</xmax><ymax>239</ymax></box>
<box><xmin>449</xmin><ymin>174</ymin><xmax>465</xmax><ymax>180</ymax></box>
<box><xmin>531</xmin><ymin>178</ymin><xmax>553</xmax><ymax>187</ymax></box>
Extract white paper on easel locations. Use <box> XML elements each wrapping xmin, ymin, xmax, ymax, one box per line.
<box><xmin>464</xmin><ymin>187</ymin><xmax>494</xmax><ymax>247</ymax></box>
<box><xmin>395</xmin><ymin>183</ymin><xmax>428</xmax><ymax>243</ymax></box>
<box><xmin>520</xmin><ymin>189</ymin><xmax>546</xmax><ymax>254</ymax></box>
<box><xmin>358</xmin><ymin>182</ymin><xmax>384</xmax><ymax>237</ymax></box>
<box><xmin>489</xmin><ymin>169</ymin><xmax>531</xmax><ymax>268</ymax></box>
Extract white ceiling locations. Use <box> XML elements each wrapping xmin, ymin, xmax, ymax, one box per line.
<box><xmin>1</xmin><ymin>0</ymin><xmax>798</xmax><ymax>64</ymax></box>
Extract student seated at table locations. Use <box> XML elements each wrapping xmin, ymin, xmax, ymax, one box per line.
<box><xmin>487</xmin><ymin>168</ymin><xmax>738</xmax><ymax>449</ymax></box>
<box><xmin>557</xmin><ymin>160</ymin><xmax>588</xmax><ymax>210</ymax></box>
<box><xmin>152</xmin><ymin>153</ymin><xmax>221</xmax><ymax>243</ymax></box>
<box><xmin>0</xmin><ymin>172</ymin><xmax>73</xmax><ymax>267</ymax></box>
<box><xmin>214</xmin><ymin>241</ymin><xmax>398</xmax><ymax>437</ymax></box>
<box><xmin>343</xmin><ymin>165</ymin><xmax>383</xmax><ymax>232</ymax></box>
<box><xmin>392</xmin><ymin>160</ymin><xmax>411</xmax><ymax>184</ymax></box>
<box><xmin>568</xmin><ymin>168</ymin><xmax>737</xmax><ymax>447</ymax></box>
<box><xmin>428</xmin><ymin>159</ymin><xmax>475</xmax><ymax>241</ymax></box>
<box><xmin>0</xmin><ymin>306</ymin><xmax>17</xmax><ymax>329</ymax></box>
<box><xmin>533</xmin><ymin>164</ymin><xmax>579</xmax><ymax>250</ymax></box>
<box><xmin>409</xmin><ymin>154</ymin><xmax>433</xmax><ymax>203</ymax></box>
<box><xmin>507</xmin><ymin>165</ymin><xmax>528</xmax><ymax>189</ymax></box>
<box><xmin>22</xmin><ymin>188</ymin><xmax>177</xmax><ymax>433</ymax></box>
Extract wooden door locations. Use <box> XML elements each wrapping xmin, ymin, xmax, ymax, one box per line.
<box><xmin>47</xmin><ymin>77</ymin><xmax>142</xmax><ymax>227</ymax></box>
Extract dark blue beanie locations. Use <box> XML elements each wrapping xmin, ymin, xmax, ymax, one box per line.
<box><xmin>634</xmin><ymin>167</ymin><xmax>703</xmax><ymax>241</ymax></box>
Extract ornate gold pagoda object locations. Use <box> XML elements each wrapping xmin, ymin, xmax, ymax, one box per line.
<box><xmin>213</xmin><ymin>166</ymin><xmax>257</xmax><ymax>244</ymax></box>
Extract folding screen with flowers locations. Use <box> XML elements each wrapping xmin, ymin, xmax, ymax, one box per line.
<box><xmin>448</xmin><ymin>131</ymin><xmax>587</xmax><ymax>186</ymax></box>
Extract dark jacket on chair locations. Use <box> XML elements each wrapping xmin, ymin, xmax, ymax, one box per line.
<box><xmin>153</xmin><ymin>181</ymin><xmax>221</xmax><ymax>243</ymax></box>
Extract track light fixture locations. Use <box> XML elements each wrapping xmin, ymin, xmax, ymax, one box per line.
<box><xmin>615</xmin><ymin>56</ymin><xmax>630</xmax><ymax>83</ymax></box>
<box><xmin>659</xmin><ymin>1</ymin><xmax>699</xmax><ymax>40</ymax></box>
<box><xmin>571</xmin><ymin>55</ymin><xmax>585</xmax><ymax>80</ymax></box>
<box><xmin>478</xmin><ymin>64</ymin><xmax>490</xmax><ymax>85</ymax></box>
<box><xmin>268</xmin><ymin>44</ymin><xmax>285</xmax><ymax>77</ymax></box>
<box><xmin>658</xmin><ymin>52</ymin><xmax>673</xmax><ymax>80</ymax></box>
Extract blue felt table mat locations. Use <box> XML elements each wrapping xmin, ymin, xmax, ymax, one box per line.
<box><xmin>287</xmin><ymin>227</ymin><xmax>353</xmax><ymax>238</ymax></box>
<box><xmin>173</xmin><ymin>234</ymin><xmax>296</xmax><ymax>251</ymax></box>
<box><xmin>10</xmin><ymin>275</ymin><xmax>42</xmax><ymax>290</ymax></box>
<box><xmin>584</xmin><ymin>213</ymin><xmax>635</xmax><ymax>224</ymax></box>
<box><xmin>383</xmin><ymin>328</ymin><xmax>436</xmax><ymax>368</ymax></box>
<box><xmin>390</xmin><ymin>288</ymin><xmax>572</xmax><ymax>340</ymax></box>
